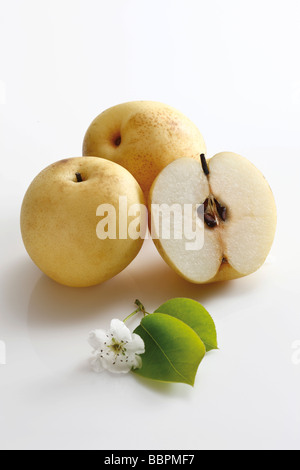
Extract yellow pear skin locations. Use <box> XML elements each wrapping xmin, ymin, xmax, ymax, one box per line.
<box><xmin>83</xmin><ymin>101</ymin><xmax>206</xmax><ymax>199</ymax></box>
<box><xmin>21</xmin><ymin>157</ymin><xmax>145</xmax><ymax>287</ymax></box>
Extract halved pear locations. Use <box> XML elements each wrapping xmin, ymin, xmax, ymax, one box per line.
<box><xmin>149</xmin><ymin>152</ymin><xmax>277</xmax><ymax>283</ymax></box>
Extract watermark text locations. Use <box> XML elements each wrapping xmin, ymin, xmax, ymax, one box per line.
<box><xmin>96</xmin><ymin>197</ymin><xmax>205</xmax><ymax>251</ymax></box>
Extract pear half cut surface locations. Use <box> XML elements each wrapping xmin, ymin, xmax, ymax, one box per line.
<box><xmin>149</xmin><ymin>152</ymin><xmax>277</xmax><ymax>283</ymax></box>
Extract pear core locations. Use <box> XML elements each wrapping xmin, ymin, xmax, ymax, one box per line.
<box><xmin>149</xmin><ymin>152</ymin><xmax>277</xmax><ymax>284</ymax></box>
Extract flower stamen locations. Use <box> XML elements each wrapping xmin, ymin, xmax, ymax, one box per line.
<box><xmin>88</xmin><ymin>318</ymin><xmax>145</xmax><ymax>374</ymax></box>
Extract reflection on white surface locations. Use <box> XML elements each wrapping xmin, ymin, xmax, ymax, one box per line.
<box><xmin>1</xmin><ymin>0</ymin><xmax>300</xmax><ymax>450</ymax></box>
<box><xmin>25</xmin><ymin>239</ymin><xmax>233</xmax><ymax>373</ymax></box>
<box><xmin>0</xmin><ymin>340</ymin><xmax>6</xmax><ymax>365</ymax></box>
<box><xmin>0</xmin><ymin>80</ymin><xmax>6</xmax><ymax>105</ymax></box>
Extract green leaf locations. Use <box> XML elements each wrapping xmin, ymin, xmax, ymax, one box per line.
<box><xmin>133</xmin><ymin>313</ymin><xmax>206</xmax><ymax>386</ymax></box>
<box><xmin>154</xmin><ymin>298</ymin><xmax>218</xmax><ymax>352</ymax></box>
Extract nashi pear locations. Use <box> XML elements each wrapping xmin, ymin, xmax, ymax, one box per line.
<box><xmin>149</xmin><ymin>152</ymin><xmax>277</xmax><ymax>283</ymax></box>
<box><xmin>21</xmin><ymin>157</ymin><xmax>146</xmax><ymax>287</ymax></box>
<box><xmin>83</xmin><ymin>101</ymin><xmax>206</xmax><ymax>198</ymax></box>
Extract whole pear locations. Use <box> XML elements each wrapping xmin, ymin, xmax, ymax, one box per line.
<box><xmin>82</xmin><ymin>101</ymin><xmax>206</xmax><ymax>198</ymax></box>
<box><xmin>21</xmin><ymin>157</ymin><xmax>146</xmax><ymax>287</ymax></box>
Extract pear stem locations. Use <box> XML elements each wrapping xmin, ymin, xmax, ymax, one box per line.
<box><xmin>75</xmin><ymin>172</ymin><xmax>83</xmax><ymax>183</ymax></box>
<box><xmin>123</xmin><ymin>300</ymin><xmax>148</xmax><ymax>323</ymax></box>
<box><xmin>200</xmin><ymin>154</ymin><xmax>210</xmax><ymax>176</ymax></box>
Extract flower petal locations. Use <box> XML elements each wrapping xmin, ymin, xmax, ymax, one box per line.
<box><xmin>107</xmin><ymin>358</ymin><xmax>133</xmax><ymax>374</ymax></box>
<box><xmin>131</xmin><ymin>354</ymin><xmax>142</xmax><ymax>370</ymax></box>
<box><xmin>89</xmin><ymin>320</ymin><xmax>144</xmax><ymax>375</ymax></box>
<box><xmin>98</xmin><ymin>350</ymin><xmax>116</xmax><ymax>370</ymax></box>
<box><xmin>90</xmin><ymin>355</ymin><xmax>105</xmax><ymax>373</ymax></box>
<box><xmin>109</xmin><ymin>319</ymin><xmax>132</xmax><ymax>343</ymax></box>
<box><xmin>126</xmin><ymin>333</ymin><xmax>145</xmax><ymax>355</ymax></box>
<box><xmin>88</xmin><ymin>329</ymin><xmax>109</xmax><ymax>351</ymax></box>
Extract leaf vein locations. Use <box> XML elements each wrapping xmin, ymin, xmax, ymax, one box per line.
<box><xmin>140</xmin><ymin>323</ymin><xmax>189</xmax><ymax>383</ymax></box>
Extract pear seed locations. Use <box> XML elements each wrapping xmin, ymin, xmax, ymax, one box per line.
<box><xmin>204</xmin><ymin>213</ymin><xmax>218</xmax><ymax>228</ymax></box>
<box><xmin>214</xmin><ymin>199</ymin><xmax>227</xmax><ymax>221</ymax></box>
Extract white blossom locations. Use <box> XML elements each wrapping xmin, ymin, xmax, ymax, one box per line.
<box><xmin>88</xmin><ymin>319</ymin><xmax>145</xmax><ymax>374</ymax></box>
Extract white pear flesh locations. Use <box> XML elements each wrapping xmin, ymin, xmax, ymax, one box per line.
<box><xmin>149</xmin><ymin>152</ymin><xmax>277</xmax><ymax>283</ymax></box>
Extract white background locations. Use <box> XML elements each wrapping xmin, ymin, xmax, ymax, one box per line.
<box><xmin>1</xmin><ymin>0</ymin><xmax>300</xmax><ymax>451</ymax></box>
